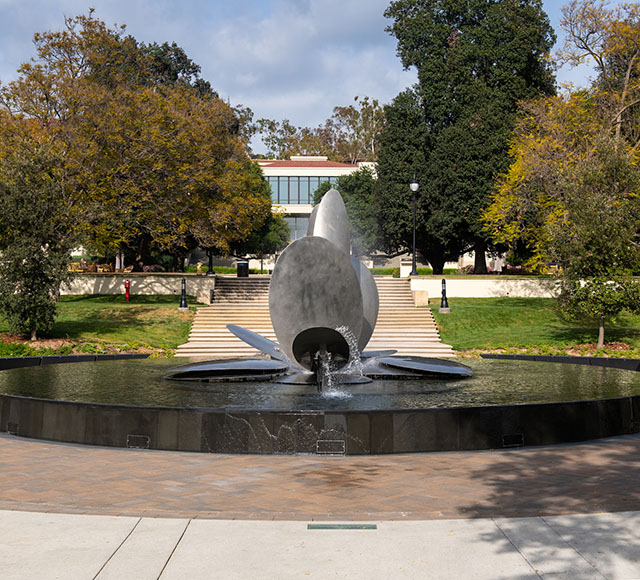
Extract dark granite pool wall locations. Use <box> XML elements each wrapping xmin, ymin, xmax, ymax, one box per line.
<box><xmin>0</xmin><ymin>354</ymin><xmax>639</xmax><ymax>455</ymax></box>
<box><xmin>480</xmin><ymin>353</ymin><xmax>640</xmax><ymax>372</ymax></box>
<box><xmin>0</xmin><ymin>353</ymin><xmax>149</xmax><ymax>371</ymax></box>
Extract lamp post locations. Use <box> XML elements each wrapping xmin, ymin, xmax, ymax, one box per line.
<box><xmin>409</xmin><ymin>176</ymin><xmax>419</xmax><ymax>276</ymax></box>
<box><xmin>206</xmin><ymin>248</ymin><xmax>215</xmax><ymax>276</ymax></box>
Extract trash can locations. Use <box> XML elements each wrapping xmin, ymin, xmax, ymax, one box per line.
<box><xmin>237</xmin><ymin>261</ymin><xmax>249</xmax><ymax>278</ymax></box>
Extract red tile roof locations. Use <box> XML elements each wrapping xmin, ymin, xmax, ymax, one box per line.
<box><xmin>257</xmin><ymin>159</ymin><xmax>357</xmax><ymax>169</ymax></box>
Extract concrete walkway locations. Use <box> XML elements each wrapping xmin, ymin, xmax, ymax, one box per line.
<box><xmin>2</xmin><ymin>510</ymin><xmax>640</xmax><ymax>579</ymax></box>
<box><xmin>2</xmin><ymin>433</ymin><xmax>640</xmax><ymax>578</ymax></box>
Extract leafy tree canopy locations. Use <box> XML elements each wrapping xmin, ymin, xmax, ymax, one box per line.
<box><xmin>0</xmin><ymin>11</ymin><xmax>269</xmax><ymax>266</ymax></box>
<box><xmin>484</xmin><ymin>0</ymin><xmax>640</xmax><ymax>346</ymax></box>
<box><xmin>257</xmin><ymin>96</ymin><xmax>384</xmax><ymax>163</ymax></box>
<box><xmin>374</xmin><ymin>87</ymin><xmax>466</xmax><ymax>273</ymax></box>
<box><xmin>230</xmin><ymin>210</ymin><xmax>290</xmax><ymax>265</ymax></box>
<box><xmin>0</xmin><ymin>137</ymin><xmax>77</xmax><ymax>340</ymax></box>
<box><xmin>381</xmin><ymin>0</ymin><xmax>556</xmax><ymax>273</ymax></box>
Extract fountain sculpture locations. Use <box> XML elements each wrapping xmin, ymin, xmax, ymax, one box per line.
<box><xmin>1</xmin><ymin>190</ymin><xmax>639</xmax><ymax>454</ymax></box>
<box><xmin>165</xmin><ymin>189</ymin><xmax>472</xmax><ymax>387</ymax></box>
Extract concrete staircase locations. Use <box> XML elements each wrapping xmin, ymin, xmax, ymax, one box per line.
<box><xmin>368</xmin><ymin>277</ymin><xmax>454</xmax><ymax>357</ymax></box>
<box><xmin>175</xmin><ymin>276</ymin><xmax>455</xmax><ymax>358</ymax></box>
<box><xmin>176</xmin><ymin>277</ymin><xmax>275</xmax><ymax>359</ymax></box>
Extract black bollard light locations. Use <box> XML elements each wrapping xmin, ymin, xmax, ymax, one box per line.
<box><xmin>206</xmin><ymin>248</ymin><xmax>215</xmax><ymax>276</ymax></box>
<box><xmin>439</xmin><ymin>278</ymin><xmax>451</xmax><ymax>314</ymax></box>
<box><xmin>178</xmin><ymin>277</ymin><xmax>189</xmax><ymax>311</ymax></box>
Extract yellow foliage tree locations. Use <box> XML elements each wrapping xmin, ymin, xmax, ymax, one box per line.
<box><xmin>0</xmin><ymin>11</ymin><xmax>270</xmax><ymax>266</ymax></box>
<box><xmin>483</xmin><ymin>0</ymin><xmax>640</xmax><ymax>347</ymax></box>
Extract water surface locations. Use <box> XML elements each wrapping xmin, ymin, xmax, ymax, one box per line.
<box><xmin>1</xmin><ymin>357</ymin><xmax>639</xmax><ymax>411</ymax></box>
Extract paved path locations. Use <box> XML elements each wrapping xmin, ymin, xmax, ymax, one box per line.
<box><xmin>2</xmin><ymin>509</ymin><xmax>640</xmax><ymax>579</ymax></box>
<box><xmin>1</xmin><ymin>433</ymin><xmax>640</xmax><ymax>520</ymax></box>
<box><xmin>2</xmin><ymin>433</ymin><xmax>640</xmax><ymax>578</ymax></box>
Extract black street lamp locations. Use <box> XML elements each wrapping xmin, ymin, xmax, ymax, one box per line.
<box><xmin>409</xmin><ymin>176</ymin><xmax>419</xmax><ymax>276</ymax></box>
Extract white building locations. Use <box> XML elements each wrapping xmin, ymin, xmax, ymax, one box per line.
<box><xmin>257</xmin><ymin>156</ymin><xmax>360</xmax><ymax>241</ymax></box>
<box><xmin>256</xmin><ymin>155</ymin><xmax>498</xmax><ymax>274</ymax></box>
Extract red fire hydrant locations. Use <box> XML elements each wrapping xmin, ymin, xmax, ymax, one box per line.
<box><xmin>124</xmin><ymin>279</ymin><xmax>130</xmax><ymax>302</ymax></box>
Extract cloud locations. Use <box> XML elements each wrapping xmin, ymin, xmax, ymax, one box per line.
<box><xmin>0</xmin><ymin>0</ymin><xmax>589</xmax><ymax>149</ymax></box>
<box><xmin>203</xmin><ymin>0</ymin><xmax>414</xmax><ymax>130</ymax></box>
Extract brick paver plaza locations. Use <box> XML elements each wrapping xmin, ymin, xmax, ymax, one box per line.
<box><xmin>2</xmin><ymin>432</ymin><xmax>639</xmax><ymax>520</ymax></box>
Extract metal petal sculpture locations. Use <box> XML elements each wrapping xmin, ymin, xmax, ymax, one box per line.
<box><xmin>165</xmin><ymin>189</ymin><xmax>472</xmax><ymax>389</ymax></box>
<box><xmin>269</xmin><ymin>189</ymin><xmax>378</xmax><ymax>371</ymax></box>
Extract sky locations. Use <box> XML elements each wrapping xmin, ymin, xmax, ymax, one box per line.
<box><xmin>0</xmin><ymin>0</ymin><xmax>607</xmax><ymax>154</ymax></box>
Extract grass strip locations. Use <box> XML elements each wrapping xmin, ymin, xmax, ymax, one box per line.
<box><xmin>0</xmin><ymin>294</ymin><xmax>201</xmax><ymax>356</ymax></box>
<box><xmin>428</xmin><ymin>297</ymin><xmax>640</xmax><ymax>356</ymax></box>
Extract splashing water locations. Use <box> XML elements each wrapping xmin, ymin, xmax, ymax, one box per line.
<box><xmin>318</xmin><ymin>355</ymin><xmax>335</xmax><ymax>391</ymax></box>
<box><xmin>335</xmin><ymin>325</ymin><xmax>364</xmax><ymax>377</ymax></box>
<box><xmin>316</xmin><ymin>356</ymin><xmax>351</xmax><ymax>398</ymax></box>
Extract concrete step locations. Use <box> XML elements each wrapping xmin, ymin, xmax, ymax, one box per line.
<box><xmin>176</xmin><ymin>273</ymin><xmax>454</xmax><ymax>358</ymax></box>
<box><xmin>176</xmin><ymin>349</ymin><xmax>455</xmax><ymax>359</ymax></box>
<box><xmin>371</xmin><ymin>334</ymin><xmax>441</xmax><ymax>339</ymax></box>
<box><xmin>196</xmin><ymin>308</ymin><xmax>264</xmax><ymax>311</ymax></box>
<box><xmin>193</xmin><ymin>314</ymin><xmax>272</xmax><ymax>320</ymax></box>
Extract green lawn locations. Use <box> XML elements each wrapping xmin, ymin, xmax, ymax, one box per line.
<box><xmin>429</xmin><ymin>297</ymin><xmax>640</xmax><ymax>355</ymax></box>
<box><xmin>0</xmin><ymin>295</ymin><xmax>200</xmax><ymax>356</ymax></box>
<box><xmin>2</xmin><ymin>295</ymin><xmax>639</xmax><ymax>358</ymax></box>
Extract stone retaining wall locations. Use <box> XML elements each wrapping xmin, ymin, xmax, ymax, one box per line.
<box><xmin>61</xmin><ymin>274</ymin><xmax>215</xmax><ymax>304</ymax></box>
<box><xmin>61</xmin><ymin>274</ymin><xmax>562</xmax><ymax>303</ymax></box>
<box><xmin>410</xmin><ymin>277</ymin><xmax>558</xmax><ymax>300</ymax></box>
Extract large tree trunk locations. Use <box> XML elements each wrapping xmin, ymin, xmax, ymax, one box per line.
<box><xmin>134</xmin><ymin>235</ymin><xmax>150</xmax><ymax>271</ymax></box>
<box><xmin>172</xmin><ymin>250</ymin><xmax>187</xmax><ymax>272</ymax></box>
<box><xmin>597</xmin><ymin>314</ymin><xmax>605</xmax><ymax>349</ymax></box>
<box><xmin>423</xmin><ymin>248</ymin><xmax>446</xmax><ymax>275</ymax></box>
<box><xmin>473</xmin><ymin>237</ymin><xmax>488</xmax><ymax>274</ymax></box>
<box><xmin>30</xmin><ymin>326</ymin><xmax>37</xmax><ymax>342</ymax></box>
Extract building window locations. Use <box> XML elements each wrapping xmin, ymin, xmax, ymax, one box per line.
<box><xmin>284</xmin><ymin>216</ymin><xmax>310</xmax><ymax>240</ymax></box>
<box><xmin>300</xmin><ymin>177</ymin><xmax>310</xmax><ymax>204</ymax></box>
<box><xmin>268</xmin><ymin>177</ymin><xmax>278</xmax><ymax>202</ymax></box>
<box><xmin>289</xmin><ymin>177</ymin><xmax>299</xmax><ymax>204</ymax></box>
<box><xmin>278</xmin><ymin>177</ymin><xmax>288</xmax><ymax>203</ymax></box>
<box><xmin>266</xmin><ymin>177</ymin><xmax>338</xmax><ymax>205</ymax></box>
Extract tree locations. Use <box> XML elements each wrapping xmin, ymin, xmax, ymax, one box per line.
<box><xmin>484</xmin><ymin>94</ymin><xmax>640</xmax><ymax>346</ymax></box>
<box><xmin>559</xmin><ymin>278</ymin><xmax>640</xmax><ymax>349</ymax></box>
<box><xmin>484</xmin><ymin>0</ymin><xmax>640</xmax><ymax>346</ymax></box>
<box><xmin>313</xmin><ymin>167</ymin><xmax>382</xmax><ymax>257</ymax></box>
<box><xmin>374</xmin><ymin>88</ymin><xmax>467</xmax><ymax>273</ymax></box>
<box><xmin>327</xmin><ymin>96</ymin><xmax>385</xmax><ymax>163</ymax></box>
<box><xmin>559</xmin><ymin>0</ymin><xmax>640</xmax><ymax>143</ymax></box>
<box><xmin>0</xmin><ymin>139</ymin><xmax>77</xmax><ymax>340</ymax></box>
<box><xmin>256</xmin><ymin>96</ymin><xmax>384</xmax><ymax>162</ymax></box>
<box><xmin>256</xmin><ymin>118</ymin><xmax>304</xmax><ymax>159</ymax></box>
<box><xmin>0</xmin><ymin>12</ymin><xmax>269</xmax><ymax>269</ymax></box>
<box><xmin>140</xmin><ymin>41</ymin><xmax>217</xmax><ymax>97</ymax></box>
<box><xmin>230</xmin><ymin>212</ymin><xmax>290</xmax><ymax>273</ymax></box>
<box><xmin>384</xmin><ymin>0</ymin><xmax>556</xmax><ymax>273</ymax></box>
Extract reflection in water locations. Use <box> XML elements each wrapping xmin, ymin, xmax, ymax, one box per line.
<box><xmin>0</xmin><ymin>358</ymin><xmax>639</xmax><ymax>411</ymax></box>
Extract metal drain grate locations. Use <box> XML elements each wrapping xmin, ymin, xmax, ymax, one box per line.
<box><xmin>126</xmin><ymin>434</ymin><xmax>150</xmax><ymax>449</ymax></box>
<box><xmin>308</xmin><ymin>524</ymin><xmax>377</xmax><ymax>530</ymax></box>
<box><xmin>316</xmin><ymin>439</ymin><xmax>346</xmax><ymax>455</ymax></box>
<box><xmin>502</xmin><ymin>433</ymin><xmax>524</xmax><ymax>448</ymax></box>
